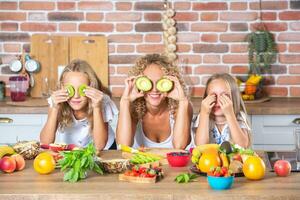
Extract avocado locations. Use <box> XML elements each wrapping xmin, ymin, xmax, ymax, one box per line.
<box><xmin>156</xmin><ymin>78</ymin><xmax>173</xmax><ymax>92</ymax></box>
<box><xmin>66</xmin><ymin>84</ymin><xmax>75</xmax><ymax>97</ymax></box>
<box><xmin>79</xmin><ymin>84</ymin><xmax>87</xmax><ymax>97</ymax></box>
<box><xmin>220</xmin><ymin>141</ymin><xmax>233</xmax><ymax>154</ymax></box>
<box><xmin>135</xmin><ymin>76</ymin><xmax>152</xmax><ymax>92</ymax></box>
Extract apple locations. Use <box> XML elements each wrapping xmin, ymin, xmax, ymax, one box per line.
<box><xmin>232</xmin><ymin>154</ymin><xmax>243</xmax><ymax>162</ymax></box>
<box><xmin>0</xmin><ymin>156</ymin><xmax>16</xmax><ymax>173</ymax></box>
<box><xmin>274</xmin><ymin>160</ymin><xmax>291</xmax><ymax>177</ymax></box>
<box><xmin>11</xmin><ymin>154</ymin><xmax>26</xmax><ymax>171</ymax></box>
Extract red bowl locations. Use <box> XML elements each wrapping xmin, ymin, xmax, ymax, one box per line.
<box><xmin>166</xmin><ymin>152</ymin><xmax>190</xmax><ymax>167</ymax></box>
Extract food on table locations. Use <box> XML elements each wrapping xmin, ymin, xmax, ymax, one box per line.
<box><xmin>130</xmin><ymin>153</ymin><xmax>160</xmax><ymax>166</ymax></box>
<box><xmin>198</xmin><ymin>152</ymin><xmax>221</xmax><ymax>173</ymax></box>
<box><xmin>242</xmin><ymin>155</ymin><xmax>266</xmax><ymax>180</ymax></box>
<box><xmin>274</xmin><ymin>160</ymin><xmax>291</xmax><ymax>177</ymax></box>
<box><xmin>0</xmin><ymin>146</ymin><xmax>15</xmax><ymax>158</ymax></box>
<box><xmin>228</xmin><ymin>160</ymin><xmax>243</xmax><ymax>174</ymax></box>
<box><xmin>13</xmin><ymin>141</ymin><xmax>40</xmax><ymax>160</ymax></box>
<box><xmin>207</xmin><ymin>166</ymin><xmax>234</xmax><ymax>190</ymax></box>
<box><xmin>119</xmin><ymin>165</ymin><xmax>163</xmax><ymax>183</ymax></box>
<box><xmin>100</xmin><ymin>159</ymin><xmax>130</xmax><ymax>173</ymax></box>
<box><xmin>156</xmin><ymin>78</ymin><xmax>173</xmax><ymax>93</ymax></box>
<box><xmin>33</xmin><ymin>152</ymin><xmax>56</xmax><ymax>175</ymax></box>
<box><xmin>174</xmin><ymin>173</ymin><xmax>198</xmax><ymax>183</ymax></box>
<box><xmin>78</xmin><ymin>84</ymin><xmax>87</xmax><ymax>97</ymax></box>
<box><xmin>135</xmin><ymin>76</ymin><xmax>152</xmax><ymax>92</ymax></box>
<box><xmin>66</xmin><ymin>84</ymin><xmax>75</xmax><ymax>97</ymax></box>
<box><xmin>0</xmin><ymin>156</ymin><xmax>16</xmax><ymax>173</ymax></box>
<box><xmin>220</xmin><ymin>141</ymin><xmax>233</xmax><ymax>154</ymax></box>
<box><xmin>11</xmin><ymin>154</ymin><xmax>26</xmax><ymax>171</ymax></box>
<box><xmin>166</xmin><ymin>151</ymin><xmax>190</xmax><ymax>167</ymax></box>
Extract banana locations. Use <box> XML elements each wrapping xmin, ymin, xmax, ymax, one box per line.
<box><xmin>246</xmin><ymin>74</ymin><xmax>262</xmax><ymax>86</ymax></box>
<box><xmin>220</xmin><ymin>152</ymin><xmax>229</xmax><ymax>167</ymax></box>
<box><xmin>0</xmin><ymin>146</ymin><xmax>15</xmax><ymax>158</ymax></box>
<box><xmin>194</xmin><ymin>144</ymin><xmax>220</xmax><ymax>153</ymax></box>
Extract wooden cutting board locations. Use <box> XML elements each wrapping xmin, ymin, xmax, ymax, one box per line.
<box><xmin>69</xmin><ymin>36</ymin><xmax>108</xmax><ymax>87</ymax></box>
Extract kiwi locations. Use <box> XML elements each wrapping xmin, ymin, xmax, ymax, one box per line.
<box><xmin>220</xmin><ymin>141</ymin><xmax>233</xmax><ymax>154</ymax></box>
<box><xmin>79</xmin><ymin>84</ymin><xmax>87</xmax><ymax>97</ymax></box>
<box><xmin>66</xmin><ymin>85</ymin><xmax>75</xmax><ymax>97</ymax></box>
<box><xmin>135</xmin><ymin>76</ymin><xmax>152</xmax><ymax>92</ymax></box>
<box><xmin>156</xmin><ymin>78</ymin><xmax>173</xmax><ymax>93</ymax></box>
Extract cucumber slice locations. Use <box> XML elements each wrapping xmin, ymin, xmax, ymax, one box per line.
<box><xmin>78</xmin><ymin>84</ymin><xmax>87</xmax><ymax>97</ymax></box>
<box><xmin>156</xmin><ymin>78</ymin><xmax>173</xmax><ymax>92</ymax></box>
<box><xmin>66</xmin><ymin>85</ymin><xmax>75</xmax><ymax>97</ymax></box>
<box><xmin>135</xmin><ymin>76</ymin><xmax>152</xmax><ymax>92</ymax></box>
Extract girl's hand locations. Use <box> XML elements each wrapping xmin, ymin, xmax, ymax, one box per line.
<box><xmin>219</xmin><ymin>94</ymin><xmax>234</xmax><ymax>117</ymax></box>
<box><xmin>201</xmin><ymin>94</ymin><xmax>216</xmax><ymax>115</ymax></box>
<box><xmin>50</xmin><ymin>89</ymin><xmax>69</xmax><ymax>108</ymax></box>
<box><xmin>121</xmin><ymin>76</ymin><xmax>144</xmax><ymax>102</ymax></box>
<box><xmin>163</xmin><ymin>76</ymin><xmax>186</xmax><ymax>101</ymax></box>
<box><xmin>84</xmin><ymin>87</ymin><xmax>104</xmax><ymax>108</ymax></box>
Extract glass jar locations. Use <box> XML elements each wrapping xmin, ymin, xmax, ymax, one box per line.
<box><xmin>9</xmin><ymin>76</ymin><xmax>28</xmax><ymax>102</ymax></box>
<box><xmin>0</xmin><ymin>81</ymin><xmax>4</xmax><ymax>100</ymax></box>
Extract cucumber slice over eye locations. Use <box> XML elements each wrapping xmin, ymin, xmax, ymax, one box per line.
<box><xmin>156</xmin><ymin>78</ymin><xmax>173</xmax><ymax>93</ymax></box>
<box><xmin>135</xmin><ymin>76</ymin><xmax>152</xmax><ymax>92</ymax></box>
<box><xmin>78</xmin><ymin>84</ymin><xmax>87</xmax><ymax>97</ymax></box>
<box><xmin>66</xmin><ymin>85</ymin><xmax>75</xmax><ymax>97</ymax></box>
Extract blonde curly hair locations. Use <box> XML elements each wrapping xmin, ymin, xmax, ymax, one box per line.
<box><xmin>57</xmin><ymin>59</ymin><xmax>110</xmax><ymax>132</ymax></box>
<box><xmin>129</xmin><ymin>54</ymin><xmax>188</xmax><ymax>120</ymax></box>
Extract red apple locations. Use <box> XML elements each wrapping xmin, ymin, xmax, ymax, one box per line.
<box><xmin>274</xmin><ymin>160</ymin><xmax>291</xmax><ymax>177</ymax></box>
<box><xmin>232</xmin><ymin>154</ymin><xmax>243</xmax><ymax>162</ymax></box>
<box><xmin>0</xmin><ymin>156</ymin><xmax>16</xmax><ymax>173</ymax></box>
<box><xmin>11</xmin><ymin>154</ymin><xmax>26</xmax><ymax>171</ymax></box>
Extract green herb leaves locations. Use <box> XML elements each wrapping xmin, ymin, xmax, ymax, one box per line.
<box><xmin>174</xmin><ymin>173</ymin><xmax>198</xmax><ymax>183</ymax></box>
<box><xmin>58</xmin><ymin>143</ymin><xmax>103</xmax><ymax>182</ymax></box>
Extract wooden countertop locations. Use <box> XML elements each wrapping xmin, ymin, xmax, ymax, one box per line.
<box><xmin>0</xmin><ymin>150</ymin><xmax>299</xmax><ymax>200</ymax></box>
<box><xmin>1</xmin><ymin>97</ymin><xmax>300</xmax><ymax>115</ymax></box>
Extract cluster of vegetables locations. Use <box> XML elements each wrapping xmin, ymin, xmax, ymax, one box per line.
<box><xmin>237</xmin><ymin>74</ymin><xmax>263</xmax><ymax>101</ymax></box>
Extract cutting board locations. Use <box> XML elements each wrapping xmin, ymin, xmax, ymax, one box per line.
<box><xmin>30</xmin><ymin>35</ymin><xmax>69</xmax><ymax>97</ymax></box>
<box><xmin>69</xmin><ymin>36</ymin><xmax>108</xmax><ymax>87</ymax></box>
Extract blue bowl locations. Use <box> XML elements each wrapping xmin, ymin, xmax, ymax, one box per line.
<box><xmin>207</xmin><ymin>176</ymin><xmax>234</xmax><ymax>190</ymax></box>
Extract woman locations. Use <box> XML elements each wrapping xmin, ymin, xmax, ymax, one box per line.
<box><xmin>116</xmin><ymin>54</ymin><xmax>193</xmax><ymax>149</ymax></box>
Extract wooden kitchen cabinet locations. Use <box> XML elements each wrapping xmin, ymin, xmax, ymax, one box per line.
<box><xmin>251</xmin><ymin>115</ymin><xmax>300</xmax><ymax>151</ymax></box>
<box><xmin>0</xmin><ymin>114</ymin><xmax>47</xmax><ymax>145</ymax></box>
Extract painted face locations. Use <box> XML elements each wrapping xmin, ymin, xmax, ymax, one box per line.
<box><xmin>63</xmin><ymin>72</ymin><xmax>89</xmax><ymax>111</ymax></box>
<box><xmin>207</xmin><ymin>78</ymin><xmax>232</xmax><ymax>116</ymax></box>
<box><xmin>142</xmin><ymin>64</ymin><xmax>166</xmax><ymax>107</ymax></box>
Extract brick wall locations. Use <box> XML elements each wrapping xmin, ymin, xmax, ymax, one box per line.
<box><xmin>0</xmin><ymin>0</ymin><xmax>300</xmax><ymax>97</ymax></box>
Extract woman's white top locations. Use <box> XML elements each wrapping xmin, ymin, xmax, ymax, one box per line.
<box><xmin>55</xmin><ymin>94</ymin><xmax>118</xmax><ymax>150</ymax></box>
<box><xmin>132</xmin><ymin>113</ymin><xmax>194</xmax><ymax>150</ymax></box>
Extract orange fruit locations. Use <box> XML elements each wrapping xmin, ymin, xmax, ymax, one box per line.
<box><xmin>33</xmin><ymin>152</ymin><xmax>56</xmax><ymax>175</ymax></box>
<box><xmin>242</xmin><ymin>156</ymin><xmax>265</xmax><ymax>180</ymax></box>
<box><xmin>198</xmin><ymin>153</ymin><xmax>221</xmax><ymax>173</ymax></box>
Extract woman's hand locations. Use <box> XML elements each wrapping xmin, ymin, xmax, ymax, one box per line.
<box><xmin>219</xmin><ymin>94</ymin><xmax>234</xmax><ymax>117</ymax></box>
<box><xmin>121</xmin><ymin>76</ymin><xmax>144</xmax><ymax>102</ymax></box>
<box><xmin>50</xmin><ymin>89</ymin><xmax>69</xmax><ymax>108</ymax></box>
<box><xmin>85</xmin><ymin>87</ymin><xmax>104</xmax><ymax>108</ymax></box>
<box><xmin>163</xmin><ymin>76</ymin><xmax>186</xmax><ymax>101</ymax></box>
<box><xmin>201</xmin><ymin>94</ymin><xmax>216</xmax><ymax>115</ymax></box>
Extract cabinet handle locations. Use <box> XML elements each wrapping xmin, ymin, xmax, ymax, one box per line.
<box><xmin>293</xmin><ymin>118</ymin><xmax>300</xmax><ymax>125</ymax></box>
<box><xmin>0</xmin><ymin>117</ymin><xmax>13</xmax><ymax>123</ymax></box>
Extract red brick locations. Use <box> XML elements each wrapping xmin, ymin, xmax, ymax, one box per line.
<box><xmin>193</xmin><ymin>44</ymin><xmax>229</xmax><ymax>53</ymax></box>
<box><xmin>59</xmin><ymin>23</ymin><xmax>77</xmax><ymax>32</ymax></box>
<box><xmin>195</xmin><ymin>65</ymin><xmax>229</xmax><ymax>74</ymax></box>
<box><xmin>190</xmin><ymin>87</ymin><xmax>205</xmax><ymax>97</ymax></box>
<box><xmin>278</xmin><ymin>76</ymin><xmax>300</xmax><ymax>85</ymax></box>
<box><xmin>0</xmin><ymin>12</ymin><xmax>26</xmax><ymax>21</ymax></box>
<box><xmin>250</xmin><ymin>22</ymin><xmax>287</xmax><ymax>32</ymax></box>
<box><xmin>290</xmin><ymin>22</ymin><xmax>300</xmax><ymax>31</ymax></box>
<box><xmin>289</xmin><ymin>65</ymin><xmax>300</xmax><ymax>74</ymax></box>
<box><xmin>191</xmin><ymin>23</ymin><xmax>227</xmax><ymax>32</ymax></box>
<box><xmin>0</xmin><ymin>33</ymin><xmax>29</xmax><ymax>42</ymax></box>
<box><xmin>48</xmin><ymin>12</ymin><xmax>84</xmax><ymax>21</ymax></box>
<box><xmin>28</xmin><ymin>12</ymin><xmax>46</xmax><ymax>21</ymax></box>
<box><xmin>278</xmin><ymin>33</ymin><xmax>300</xmax><ymax>42</ymax></box>
<box><xmin>117</xmin><ymin>45</ymin><xmax>135</xmax><ymax>53</ymax></box>
<box><xmin>177</xmin><ymin>44</ymin><xmax>191</xmax><ymax>53</ymax></box>
<box><xmin>116</xmin><ymin>23</ymin><xmax>133</xmax><ymax>32</ymax></box>
<box><xmin>106</xmin><ymin>13</ymin><xmax>141</xmax><ymax>21</ymax></box>
<box><xmin>230</xmin><ymin>2</ymin><xmax>247</xmax><ymax>10</ymax></box>
<box><xmin>268</xmin><ymin>65</ymin><xmax>287</xmax><ymax>74</ymax></box>
<box><xmin>289</xmin><ymin>44</ymin><xmax>300</xmax><ymax>52</ymax></box>
<box><xmin>137</xmin><ymin>44</ymin><xmax>164</xmax><ymax>53</ymax></box>
<box><xmin>223</xmin><ymin>55</ymin><xmax>248</xmax><ymax>64</ymax></box>
<box><xmin>86</xmin><ymin>13</ymin><xmax>104</xmax><ymax>21</ymax></box>
<box><xmin>57</xmin><ymin>2</ymin><xmax>75</xmax><ymax>10</ymax></box>
<box><xmin>109</xmin><ymin>66</ymin><xmax>115</xmax><ymax>75</ymax></box>
<box><xmin>134</xmin><ymin>2</ymin><xmax>164</xmax><ymax>10</ymax></box>
<box><xmin>201</xmin><ymin>12</ymin><xmax>218</xmax><ymax>21</ymax></box>
<box><xmin>0</xmin><ymin>23</ymin><xmax>18</xmax><ymax>31</ymax></box>
<box><xmin>261</xmin><ymin>12</ymin><xmax>277</xmax><ymax>20</ymax></box>
<box><xmin>110</xmin><ymin>76</ymin><xmax>127</xmax><ymax>85</ymax></box>
<box><xmin>174</xmin><ymin>2</ymin><xmax>191</xmax><ymax>10</ymax></box>
<box><xmin>109</xmin><ymin>34</ymin><xmax>142</xmax><ymax>43</ymax></box>
<box><xmin>111</xmin><ymin>87</ymin><xmax>124</xmax><ymax>97</ymax></box>
<box><xmin>231</xmin><ymin>44</ymin><xmax>248</xmax><ymax>53</ymax></box>
<box><xmin>177</xmin><ymin>33</ymin><xmax>199</xmax><ymax>42</ymax></box>
<box><xmin>263</xmin><ymin>87</ymin><xmax>288</xmax><ymax>97</ymax></box>
<box><xmin>277</xmin><ymin>44</ymin><xmax>287</xmax><ymax>53</ymax></box>
<box><xmin>262</xmin><ymin>76</ymin><xmax>275</xmax><ymax>85</ymax></box>
<box><xmin>20</xmin><ymin>1</ymin><xmax>55</xmax><ymax>10</ymax></box>
<box><xmin>3</xmin><ymin>43</ymin><xmax>21</xmax><ymax>53</ymax></box>
<box><xmin>178</xmin><ymin>55</ymin><xmax>202</xmax><ymax>64</ymax></box>
<box><xmin>220</xmin><ymin>33</ymin><xmax>247</xmax><ymax>42</ymax></box>
<box><xmin>21</xmin><ymin>23</ymin><xmax>56</xmax><ymax>32</ymax></box>
<box><xmin>109</xmin><ymin>45</ymin><xmax>115</xmax><ymax>53</ymax></box>
<box><xmin>116</xmin><ymin>2</ymin><xmax>132</xmax><ymax>11</ymax></box>
<box><xmin>279</xmin><ymin>11</ymin><xmax>300</xmax><ymax>20</ymax></box>
<box><xmin>78</xmin><ymin>1</ymin><xmax>112</xmax><ymax>10</ymax></box>
<box><xmin>201</xmin><ymin>34</ymin><xmax>218</xmax><ymax>42</ymax></box>
<box><xmin>279</xmin><ymin>55</ymin><xmax>300</xmax><ymax>64</ymax></box>
<box><xmin>203</xmin><ymin>55</ymin><xmax>220</xmax><ymax>64</ymax></box>
<box><xmin>250</xmin><ymin>1</ymin><xmax>287</xmax><ymax>10</ymax></box>
<box><xmin>116</xmin><ymin>66</ymin><xmax>130</xmax><ymax>74</ymax></box>
<box><xmin>0</xmin><ymin>2</ymin><xmax>17</xmax><ymax>10</ymax></box>
<box><xmin>144</xmin><ymin>13</ymin><xmax>161</xmax><ymax>21</ymax></box>
<box><xmin>135</xmin><ymin>23</ymin><xmax>162</xmax><ymax>32</ymax></box>
<box><xmin>145</xmin><ymin>34</ymin><xmax>161</xmax><ymax>43</ymax></box>
<box><xmin>290</xmin><ymin>87</ymin><xmax>300</xmax><ymax>97</ymax></box>
<box><xmin>79</xmin><ymin>23</ymin><xmax>113</xmax><ymax>32</ymax></box>
<box><xmin>231</xmin><ymin>65</ymin><xmax>249</xmax><ymax>74</ymax></box>
<box><xmin>177</xmin><ymin>23</ymin><xmax>189</xmax><ymax>31</ymax></box>
<box><xmin>109</xmin><ymin>55</ymin><xmax>139</xmax><ymax>64</ymax></box>
<box><xmin>185</xmin><ymin>76</ymin><xmax>200</xmax><ymax>85</ymax></box>
<box><xmin>230</xmin><ymin>23</ymin><xmax>248</xmax><ymax>32</ymax></box>
<box><xmin>193</xmin><ymin>2</ymin><xmax>228</xmax><ymax>10</ymax></box>
<box><xmin>175</xmin><ymin>12</ymin><xmax>198</xmax><ymax>21</ymax></box>
<box><xmin>221</xmin><ymin>12</ymin><xmax>257</xmax><ymax>21</ymax></box>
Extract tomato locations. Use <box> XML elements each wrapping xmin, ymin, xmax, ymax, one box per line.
<box><xmin>198</xmin><ymin>153</ymin><xmax>221</xmax><ymax>173</ymax></box>
<box><xmin>33</xmin><ymin>152</ymin><xmax>56</xmax><ymax>175</ymax></box>
<box><xmin>242</xmin><ymin>156</ymin><xmax>265</xmax><ymax>180</ymax></box>
<box><xmin>274</xmin><ymin>160</ymin><xmax>291</xmax><ymax>177</ymax></box>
